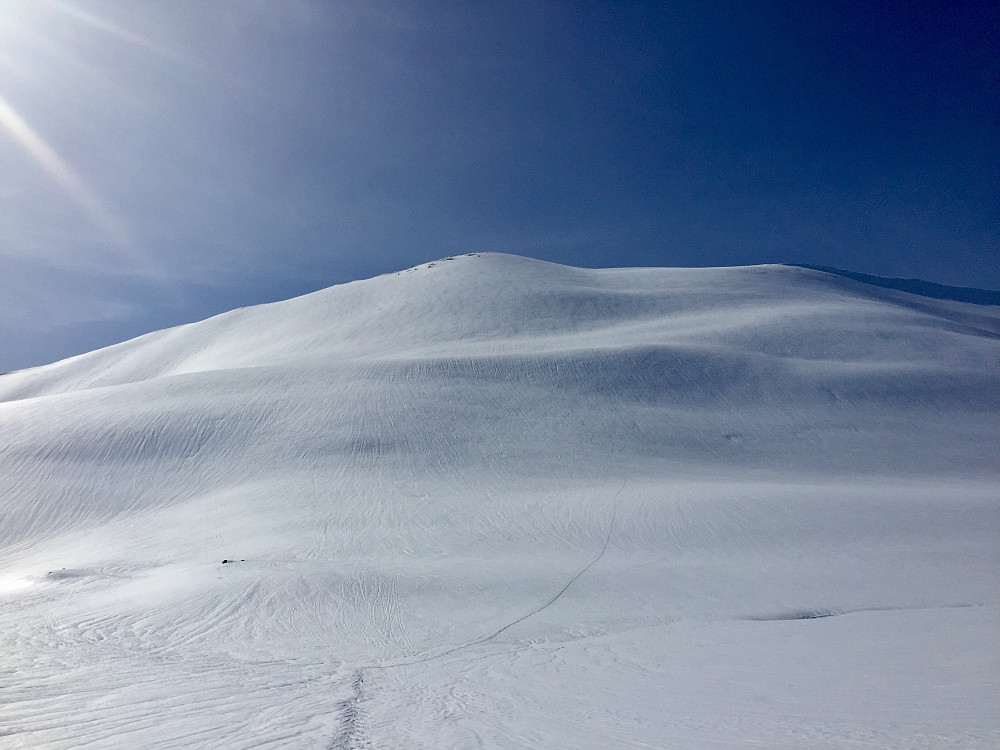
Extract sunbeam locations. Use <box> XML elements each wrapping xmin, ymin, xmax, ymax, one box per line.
<box><xmin>0</xmin><ymin>0</ymin><xmax>190</xmax><ymax>284</ymax></box>
<box><xmin>0</xmin><ymin>91</ymin><xmax>135</xmax><ymax>259</ymax></box>
<box><xmin>38</xmin><ymin>0</ymin><xmax>186</xmax><ymax>62</ymax></box>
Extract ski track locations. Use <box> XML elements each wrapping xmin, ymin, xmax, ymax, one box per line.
<box><xmin>1</xmin><ymin>255</ymin><xmax>998</xmax><ymax>748</ymax></box>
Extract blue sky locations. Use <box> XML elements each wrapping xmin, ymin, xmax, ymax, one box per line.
<box><xmin>1</xmin><ymin>0</ymin><xmax>997</xmax><ymax>371</ymax></box>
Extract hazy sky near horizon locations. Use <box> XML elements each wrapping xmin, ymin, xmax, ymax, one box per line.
<box><xmin>1</xmin><ymin>0</ymin><xmax>997</xmax><ymax>371</ymax></box>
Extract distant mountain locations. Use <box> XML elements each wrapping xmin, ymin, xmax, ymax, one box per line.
<box><xmin>789</xmin><ymin>263</ymin><xmax>1000</xmax><ymax>305</ymax></box>
<box><xmin>2</xmin><ymin>253</ymin><xmax>998</xmax><ymax>749</ymax></box>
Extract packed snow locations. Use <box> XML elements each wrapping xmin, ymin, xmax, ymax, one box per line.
<box><xmin>1</xmin><ymin>253</ymin><xmax>998</xmax><ymax>748</ymax></box>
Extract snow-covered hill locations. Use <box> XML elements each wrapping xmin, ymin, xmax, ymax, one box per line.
<box><xmin>1</xmin><ymin>253</ymin><xmax>998</xmax><ymax>748</ymax></box>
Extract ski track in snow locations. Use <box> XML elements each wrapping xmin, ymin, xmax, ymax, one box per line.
<box><xmin>1</xmin><ymin>254</ymin><xmax>998</xmax><ymax>748</ymax></box>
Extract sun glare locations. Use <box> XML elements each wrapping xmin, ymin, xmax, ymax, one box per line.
<box><xmin>0</xmin><ymin>0</ymin><xmax>183</xmax><ymax>277</ymax></box>
<box><xmin>40</xmin><ymin>0</ymin><xmax>182</xmax><ymax>61</ymax></box>
<box><xmin>0</xmin><ymin>91</ymin><xmax>132</xmax><ymax>249</ymax></box>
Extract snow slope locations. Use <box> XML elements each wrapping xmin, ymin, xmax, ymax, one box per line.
<box><xmin>1</xmin><ymin>253</ymin><xmax>998</xmax><ymax>748</ymax></box>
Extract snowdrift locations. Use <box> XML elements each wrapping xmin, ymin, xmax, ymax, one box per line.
<box><xmin>1</xmin><ymin>253</ymin><xmax>998</xmax><ymax>748</ymax></box>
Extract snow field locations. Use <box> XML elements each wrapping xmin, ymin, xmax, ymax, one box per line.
<box><xmin>1</xmin><ymin>253</ymin><xmax>998</xmax><ymax>747</ymax></box>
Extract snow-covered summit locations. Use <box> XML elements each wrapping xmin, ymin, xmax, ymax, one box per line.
<box><xmin>3</xmin><ymin>252</ymin><xmax>996</xmax><ymax>397</ymax></box>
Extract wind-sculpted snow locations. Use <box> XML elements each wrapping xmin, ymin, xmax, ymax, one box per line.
<box><xmin>1</xmin><ymin>254</ymin><xmax>998</xmax><ymax>748</ymax></box>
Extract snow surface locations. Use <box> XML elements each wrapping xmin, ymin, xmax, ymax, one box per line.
<box><xmin>1</xmin><ymin>253</ymin><xmax>998</xmax><ymax>748</ymax></box>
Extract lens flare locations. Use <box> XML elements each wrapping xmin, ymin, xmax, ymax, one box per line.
<box><xmin>0</xmin><ymin>0</ymin><xmax>188</xmax><ymax>284</ymax></box>
<box><xmin>0</xmin><ymin>92</ymin><xmax>134</xmax><ymax>253</ymax></box>
<box><xmin>39</xmin><ymin>0</ymin><xmax>184</xmax><ymax>62</ymax></box>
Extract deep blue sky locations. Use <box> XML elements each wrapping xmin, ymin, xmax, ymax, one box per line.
<box><xmin>1</xmin><ymin>0</ymin><xmax>997</xmax><ymax>371</ymax></box>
